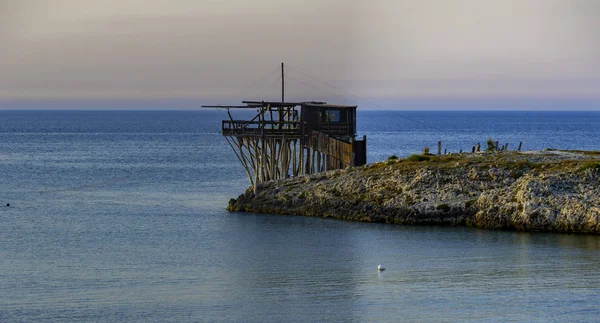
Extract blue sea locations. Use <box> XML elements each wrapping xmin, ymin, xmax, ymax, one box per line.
<box><xmin>0</xmin><ymin>110</ymin><xmax>599</xmax><ymax>322</ymax></box>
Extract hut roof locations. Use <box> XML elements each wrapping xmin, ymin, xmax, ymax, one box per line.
<box><xmin>202</xmin><ymin>101</ymin><xmax>356</xmax><ymax>109</ymax></box>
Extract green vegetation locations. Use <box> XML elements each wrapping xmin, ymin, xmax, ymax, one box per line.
<box><xmin>486</xmin><ymin>138</ymin><xmax>497</xmax><ymax>152</ymax></box>
<box><xmin>406</xmin><ymin>154</ymin><xmax>431</xmax><ymax>162</ymax></box>
<box><xmin>578</xmin><ymin>161</ymin><xmax>600</xmax><ymax>173</ymax></box>
<box><xmin>373</xmin><ymin>150</ymin><xmax>599</xmax><ymax>175</ymax></box>
<box><xmin>330</xmin><ymin>187</ymin><xmax>341</xmax><ymax>197</ymax></box>
<box><xmin>298</xmin><ymin>191</ymin><xmax>307</xmax><ymax>199</ymax></box>
<box><xmin>422</xmin><ymin>146</ymin><xmax>430</xmax><ymax>155</ymax></box>
<box><xmin>568</xmin><ymin>150</ymin><xmax>600</xmax><ymax>156</ymax></box>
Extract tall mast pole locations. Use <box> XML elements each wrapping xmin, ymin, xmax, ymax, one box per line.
<box><xmin>281</xmin><ymin>62</ymin><xmax>284</xmax><ymax>103</ymax></box>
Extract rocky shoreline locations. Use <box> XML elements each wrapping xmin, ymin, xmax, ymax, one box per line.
<box><xmin>227</xmin><ymin>150</ymin><xmax>600</xmax><ymax>234</ymax></box>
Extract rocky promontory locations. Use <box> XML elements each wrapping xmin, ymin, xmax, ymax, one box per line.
<box><xmin>228</xmin><ymin>150</ymin><xmax>600</xmax><ymax>233</ymax></box>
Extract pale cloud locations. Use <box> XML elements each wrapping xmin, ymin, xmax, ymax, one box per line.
<box><xmin>354</xmin><ymin>0</ymin><xmax>600</xmax><ymax>78</ymax></box>
<box><xmin>1</xmin><ymin>0</ymin><xmax>357</xmax><ymax>102</ymax></box>
<box><xmin>0</xmin><ymin>0</ymin><xmax>599</xmax><ymax>109</ymax></box>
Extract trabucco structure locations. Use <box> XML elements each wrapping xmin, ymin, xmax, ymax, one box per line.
<box><xmin>203</xmin><ymin>100</ymin><xmax>367</xmax><ymax>192</ymax></box>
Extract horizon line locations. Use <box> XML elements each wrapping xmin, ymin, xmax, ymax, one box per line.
<box><xmin>1</xmin><ymin>108</ymin><xmax>600</xmax><ymax>112</ymax></box>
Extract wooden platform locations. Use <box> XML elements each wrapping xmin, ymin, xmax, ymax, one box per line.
<box><xmin>203</xmin><ymin>100</ymin><xmax>366</xmax><ymax>192</ymax></box>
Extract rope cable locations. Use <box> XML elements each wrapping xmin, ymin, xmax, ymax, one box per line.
<box><xmin>229</xmin><ymin>66</ymin><xmax>281</xmax><ymax>101</ymax></box>
<box><xmin>286</xmin><ymin>74</ymin><xmax>350</xmax><ymax>102</ymax></box>
<box><xmin>256</xmin><ymin>76</ymin><xmax>283</xmax><ymax>97</ymax></box>
<box><xmin>286</xmin><ymin>64</ymin><xmax>449</xmax><ymax>133</ymax></box>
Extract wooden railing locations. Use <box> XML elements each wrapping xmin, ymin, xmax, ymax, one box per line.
<box><xmin>315</xmin><ymin>122</ymin><xmax>355</xmax><ymax>137</ymax></box>
<box><xmin>221</xmin><ymin>120</ymin><xmax>303</xmax><ymax>137</ymax></box>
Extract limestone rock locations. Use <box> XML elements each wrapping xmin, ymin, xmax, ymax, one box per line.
<box><xmin>227</xmin><ymin>151</ymin><xmax>600</xmax><ymax>234</ymax></box>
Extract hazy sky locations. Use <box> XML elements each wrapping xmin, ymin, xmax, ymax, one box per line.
<box><xmin>1</xmin><ymin>0</ymin><xmax>599</xmax><ymax>109</ymax></box>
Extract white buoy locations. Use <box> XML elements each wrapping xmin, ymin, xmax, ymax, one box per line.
<box><xmin>378</xmin><ymin>264</ymin><xmax>385</xmax><ymax>271</ymax></box>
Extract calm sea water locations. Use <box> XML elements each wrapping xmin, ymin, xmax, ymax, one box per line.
<box><xmin>0</xmin><ymin>110</ymin><xmax>599</xmax><ymax>322</ymax></box>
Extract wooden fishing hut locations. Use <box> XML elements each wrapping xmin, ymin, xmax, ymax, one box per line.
<box><xmin>202</xmin><ymin>100</ymin><xmax>367</xmax><ymax>191</ymax></box>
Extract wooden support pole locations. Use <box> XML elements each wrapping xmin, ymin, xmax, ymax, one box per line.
<box><xmin>518</xmin><ymin>142</ymin><xmax>523</xmax><ymax>151</ymax></box>
<box><xmin>270</xmin><ymin>140</ymin><xmax>275</xmax><ymax>180</ymax></box>
<box><xmin>271</xmin><ymin>140</ymin><xmax>276</xmax><ymax>179</ymax></box>
<box><xmin>319</xmin><ymin>152</ymin><xmax>322</xmax><ymax>172</ymax></box>
<box><xmin>476</xmin><ymin>143</ymin><xmax>481</xmax><ymax>152</ymax></box>
<box><xmin>275</xmin><ymin>140</ymin><xmax>280</xmax><ymax>179</ymax></box>
<box><xmin>437</xmin><ymin>141</ymin><xmax>442</xmax><ymax>156</ymax></box>
<box><xmin>278</xmin><ymin>140</ymin><xmax>283</xmax><ymax>179</ymax></box>
<box><xmin>248</xmin><ymin>138</ymin><xmax>258</xmax><ymax>182</ymax></box>
<box><xmin>285</xmin><ymin>139</ymin><xmax>291</xmax><ymax>178</ymax></box>
<box><xmin>274</xmin><ymin>140</ymin><xmax>279</xmax><ymax>179</ymax></box>
<box><xmin>236</xmin><ymin>138</ymin><xmax>255</xmax><ymax>185</ymax></box>
<box><xmin>361</xmin><ymin>135</ymin><xmax>367</xmax><ymax>165</ymax></box>
<box><xmin>254</xmin><ymin>138</ymin><xmax>260</xmax><ymax>179</ymax></box>
<box><xmin>299</xmin><ymin>144</ymin><xmax>304</xmax><ymax>176</ymax></box>
<box><xmin>225</xmin><ymin>136</ymin><xmax>253</xmax><ymax>187</ymax></box>
<box><xmin>299</xmin><ymin>127</ymin><xmax>305</xmax><ymax>175</ymax></box>
<box><xmin>305</xmin><ymin>147</ymin><xmax>311</xmax><ymax>175</ymax></box>
<box><xmin>261</xmin><ymin>138</ymin><xmax>267</xmax><ymax>182</ymax></box>
<box><xmin>311</xmin><ymin>141</ymin><xmax>316</xmax><ymax>174</ymax></box>
<box><xmin>317</xmin><ymin>149</ymin><xmax>321</xmax><ymax>172</ymax></box>
<box><xmin>287</xmin><ymin>140</ymin><xmax>292</xmax><ymax>177</ymax></box>
<box><xmin>292</xmin><ymin>140</ymin><xmax>297</xmax><ymax>176</ymax></box>
<box><xmin>256</xmin><ymin>139</ymin><xmax>261</xmax><ymax>183</ymax></box>
<box><xmin>268</xmin><ymin>140</ymin><xmax>273</xmax><ymax>180</ymax></box>
<box><xmin>281</xmin><ymin>139</ymin><xmax>287</xmax><ymax>178</ymax></box>
<box><xmin>270</xmin><ymin>140</ymin><xmax>277</xmax><ymax>180</ymax></box>
<box><xmin>282</xmin><ymin>140</ymin><xmax>287</xmax><ymax>178</ymax></box>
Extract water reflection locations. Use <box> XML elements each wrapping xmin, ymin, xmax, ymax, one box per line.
<box><xmin>222</xmin><ymin>213</ymin><xmax>363</xmax><ymax>321</ymax></box>
<box><xmin>218</xmin><ymin>215</ymin><xmax>600</xmax><ymax>322</ymax></box>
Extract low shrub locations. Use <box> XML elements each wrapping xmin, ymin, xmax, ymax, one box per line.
<box><xmin>578</xmin><ymin>161</ymin><xmax>600</xmax><ymax>173</ymax></box>
<box><xmin>406</xmin><ymin>154</ymin><xmax>431</xmax><ymax>162</ymax></box>
<box><xmin>486</xmin><ymin>138</ymin><xmax>497</xmax><ymax>152</ymax></box>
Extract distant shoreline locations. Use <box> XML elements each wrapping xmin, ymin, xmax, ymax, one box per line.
<box><xmin>228</xmin><ymin>150</ymin><xmax>600</xmax><ymax>234</ymax></box>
